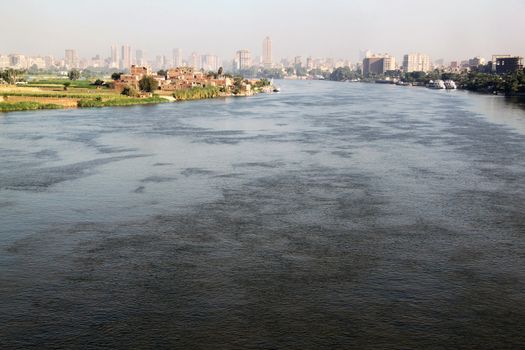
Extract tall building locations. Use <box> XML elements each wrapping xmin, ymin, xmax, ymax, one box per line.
<box><xmin>189</xmin><ymin>52</ymin><xmax>200</xmax><ymax>69</ymax></box>
<box><xmin>8</xmin><ymin>54</ymin><xmax>27</xmax><ymax>69</ymax></box>
<box><xmin>0</xmin><ymin>54</ymin><xmax>10</xmax><ymax>68</ymax></box>
<box><xmin>494</xmin><ymin>56</ymin><xmax>524</xmax><ymax>74</ymax></box>
<box><xmin>294</xmin><ymin>56</ymin><xmax>303</xmax><ymax>67</ymax></box>
<box><xmin>64</xmin><ymin>49</ymin><xmax>79</xmax><ymax>68</ymax></box>
<box><xmin>173</xmin><ymin>48</ymin><xmax>182</xmax><ymax>67</ymax></box>
<box><xmin>155</xmin><ymin>55</ymin><xmax>164</xmax><ymax>70</ymax></box>
<box><xmin>236</xmin><ymin>49</ymin><xmax>251</xmax><ymax>70</ymax></box>
<box><xmin>362</xmin><ymin>54</ymin><xmax>396</xmax><ymax>76</ymax></box>
<box><xmin>120</xmin><ymin>45</ymin><xmax>132</xmax><ymax>70</ymax></box>
<box><xmin>306</xmin><ymin>56</ymin><xmax>313</xmax><ymax>70</ymax></box>
<box><xmin>201</xmin><ymin>54</ymin><xmax>219</xmax><ymax>71</ymax></box>
<box><xmin>135</xmin><ymin>50</ymin><xmax>145</xmax><ymax>66</ymax></box>
<box><xmin>262</xmin><ymin>36</ymin><xmax>272</xmax><ymax>68</ymax></box>
<box><xmin>403</xmin><ymin>53</ymin><xmax>431</xmax><ymax>72</ymax></box>
<box><xmin>110</xmin><ymin>44</ymin><xmax>119</xmax><ymax>69</ymax></box>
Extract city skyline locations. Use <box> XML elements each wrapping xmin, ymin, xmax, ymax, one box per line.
<box><xmin>1</xmin><ymin>0</ymin><xmax>525</xmax><ymax>62</ymax></box>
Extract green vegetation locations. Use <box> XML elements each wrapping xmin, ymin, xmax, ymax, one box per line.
<box><xmin>0</xmin><ymin>91</ymin><xmax>115</xmax><ymax>99</ymax></box>
<box><xmin>0</xmin><ymin>101</ymin><xmax>63</xmax><ymax>112</ymax></box>
<box><xmin>257</xmin><ymin>68</ymin><xmax>284</xmax><ymax>80</ymax></box>
<box><xmin>68</xmin><ymin>69</ymin><xmax>81</xmax><ymax>81</ymax></box>
<box><xmin>77</xmin><ymin>96</ymin><xmax>167</xmax><ymax>108</ymax></box>
<box><xmin>254</xmin><ymin>78</ymin><xmax>271</xmax><ymax>89</ymax></box>
<box><xmin>28</xmin><ymin>79</ymin><xmax>103</xmax><ymax>89</ymax></box>
<box><xmin>111</xmin><ymin>72</ymin><xmax>123</xmax><ymax>81</ymax></box>
<box><xmin>139</xmin><ymin>76</ymin><xmax>159</xmax><ymax>92</ymax></box>
<box><xmin>329</xmin><ymin>67</ymin><xmax>360</xmax><ymax>81</ymax></box>
<box><xmin>121</xmin><ymin>85</ymin><xmax>139</xmax><ymax>97</ymax></box>
<box><xmin>0</xmin><ymin>69</ymin><xmax>26</xmax><ymax>84</ymax></box>
<box><xmin>401</xmin><ymin>70</ymin><xmax>525</xmax><ymax>95</ymax></box>
<box><xmin>173</xmin><ymin>86</ymin><xmax>220</xmax><ymax>101</ymax></box>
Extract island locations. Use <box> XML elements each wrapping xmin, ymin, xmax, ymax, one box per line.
<box><xmin>0</xmin><ymin>66</ymin><xmax>273</xmax><ymax>112</ymax></box>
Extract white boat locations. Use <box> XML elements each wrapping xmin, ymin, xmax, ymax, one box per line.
<box><xmin>270</xmin><ymin>78</ymin><xmax>280</xmax><ymax>92</ymax></box>
<box><xmin>428</xmin><ymin>80</ymin><xmax>446</xmax><ymax>89</ymax></box>
<box><xmin>444</xmin><ymin>80</ymin><xmax>457</xmax><ymax>89</ymax></box>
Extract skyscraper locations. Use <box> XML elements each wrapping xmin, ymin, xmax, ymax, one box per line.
<box><xmin>262</xmin><ymin>36</ymin><xmax>272</xmax><ymax>68</ymax></box>
<box><xmin>236</xmin><ymin>49</ymin><xmax>251</xmax><ymax>70</ymax></box>
<box><xmin>135</xmin><ymin>49</ymin><xmax>145</xmax><ymax>66</ymax></box>
<box><xmin>110</xmin><ymin>44</ymin><xmax>119</xmax><ymax>69</ymax></box>
<box><xmin>201</xmin><ymin>54</ymin><xmax>219</xmax><ymax>71</ymax></box>
<box><xmin>64</xmin><ymin>49</ymin><xmax>78</xmax><ymax>68</ymax></box>
<box><xmin>190</xmin><ymin>52</ymin><xmax>200</xmax><ymax>69</ymax></box>
<box><xmin>403</xmin><ymin>53</ymin><xmax>431</xmax><ymax>72</ymax></box>
<box><xmin>120</xmin><ymin>44</ymin><xmax>132</xmax><ymax>70</ymax></box>
<box><xmin>173</xmin><ymin>48</ymin><xmax>182</xmax><ymax>67</ymax></box>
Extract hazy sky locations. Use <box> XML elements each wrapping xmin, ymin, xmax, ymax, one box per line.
<box><xmin>1</xmin><ymin>0</ymin><xmax>524</xmax><ymax>62</ymax></box>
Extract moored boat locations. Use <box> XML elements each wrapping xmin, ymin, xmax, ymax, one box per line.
<box><xmin>428</xmin><ymin>80</ymin><xmax>446</xmax><ymax>89</ymax></box>
<box><xmin>444</xmin><ymin>80</ymin><xmax>457</xmax><ymax>89</ymax></box>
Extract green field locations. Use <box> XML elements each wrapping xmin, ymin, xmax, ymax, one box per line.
<box><xmin>77</xmin><ymin>96</ymin><xmax>168</xmax><ymax>108</ymax></box>
<box><xmin>0</xmin><ymin>101</ymin><xmax>64</xmax><ymax>112</ymax></box>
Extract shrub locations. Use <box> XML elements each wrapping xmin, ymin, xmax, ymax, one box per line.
<box><xmin>0</xmin><ymin>101</ymin><xmax>63</xmax><ymax>112</ymax></box>
<box><xmin>139</xmin><ymin>76</ymin><xmax>159</xmax><ymax>92</ymax></box>
<box><xmin>172</xmin><ymin>86</ymin><xmax>220</xmax><ymax>101</ymax></box>
<box><xmin>121</xmin><ymin>85</ymin><xmax>139</xmax><ymax>97</ymax></box>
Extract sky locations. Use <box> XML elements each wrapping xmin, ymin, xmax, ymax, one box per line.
<box><xmin>1</xmin><ymin>0</ymin><xmax>524</xmax><ymax>63</ymax></box>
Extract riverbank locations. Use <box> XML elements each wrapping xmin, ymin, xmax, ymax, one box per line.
<box><xmin>0</xmin><ymin>83</ymin><xmax>269</xmax><ymax>112</ymax></box>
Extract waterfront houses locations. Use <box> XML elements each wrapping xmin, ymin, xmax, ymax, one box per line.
<box><xmin>113</xmin><ymin>65</ymin><xmax>234</xmax><ymax>93</ymax></box>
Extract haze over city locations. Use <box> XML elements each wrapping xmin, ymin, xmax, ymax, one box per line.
<box><xmin>2</xmin><ymin>0</ymin><xmax>525</xmax><ymax>61</ymax></box>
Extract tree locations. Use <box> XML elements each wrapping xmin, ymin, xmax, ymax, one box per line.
<box><xmin>63</xmin><ymin>82</ymin><xmax>71</xmax><ymax>91</ymax></box>
<box><xmin>157</xmin><ymin>69</ymin><xmax>167</xmax><ymax>77</ymax></box>
<box><xmin>121</xmin><ymin>85</ymin><xmax>139</xmax><ymax>97</ymax></box>
<box><xmin>329</xmin><ymin>67</ymin><xmax>357</xmax><ymax>81</ymax></box>
<box><xmin>139</xmin><ymin>76</ymin><xmax>158</xmax><ymax>92</ymax></box>
<box><xmin>111</xmin><ymin>72</ymin><xmax>123</xmax><ymax>81</ymax></box>
<box><xmin>0</xmin><ymin>68</ymin><xmax>25</xmax><ymax>84</ymax></box>
<box><xmin>68</xmin><ymin>69</ymin><xmax>80</xmax><ymax>80</ymax></box>
<box><xmin>93</xmin><ymin>79</ymin><xmax>104</xmax><ymax>86</ymax></box>
<box><xmin>218</xmin><ymin>67</ymin><xmax>223</xmax><ymax>76</ymax></box>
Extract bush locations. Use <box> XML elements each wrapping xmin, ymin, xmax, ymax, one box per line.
<box><xmin>77</xmin><ymin>96</ymin><xmax>167</xmax><ymax>108</ymax></box>
<box><xmin>172</xmin><ymin>86</ymin><xmax>220</xmax><ymax>101</ymax></box>
<box><xmin>68</xmin><ymin>69</ymin><xmax>80</xmax><ymax>81</ymax></box>
<box><xmin>121</xmin><ymin>85</ymin><xmax>139</xmax><ymax>97</ymax></box>
<box><xmin>0</xmin><ymin>101</ymin><xmax>63</xmax><ymax>112</ymax></box>
<box><xmin>139</xmin><ymin>76</ymin><xmax>159</xmax><ymax>92</ymax></box>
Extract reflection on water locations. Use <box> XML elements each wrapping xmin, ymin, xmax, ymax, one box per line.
<box><xmin>1</xmin><ymin>81</ymin><xmax>525</xmax><ymax>349</ymax></box>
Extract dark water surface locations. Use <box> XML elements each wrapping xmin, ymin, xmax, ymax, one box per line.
<box><xmin>1</xmin><ymin>81</ymin><xmax>524</xmax><ymax>349</ymax></box>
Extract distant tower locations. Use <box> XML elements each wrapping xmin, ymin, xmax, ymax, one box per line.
<box><xmin>262</xmin><ymin>36</ymin><xmax>272</xmax><ymax>68</ymax></box>
<box><xmin>110</xmin><ymin>44</ymin><xmax>119</xmax><ymax>68</ymax></box>
<box><xmin>173</xmin><ymin>48</ymin><xmax>182</xmax><ymax>67</ymax></box>
<box><xmin>190</xmin><ymin>52</ymin><xmax>200</xmax><ymax>69</ymax></box>
<box><xmin>135</xmin><ymin>49</ymin><xmax>144</xmax><ymax>66</ymax></box>
<box><xmin>64</xmin><ymin>49</ymin><xmax>79</xmax><ymax>68</ymax></box>
<box><xmin>236</xmin><ymin>49</ymin><xmax>252</xmax><ymax>70</ymax></box>
<box><xmin>120</xmin><ymin>44</ymin><xmax>132</xmax><ymax>70</ymax></box>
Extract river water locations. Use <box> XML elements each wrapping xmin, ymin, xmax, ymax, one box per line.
<box><xmin>1</xmin><ymin>81</ymin><xmax>524</xmax><ymax>349</ymax></box>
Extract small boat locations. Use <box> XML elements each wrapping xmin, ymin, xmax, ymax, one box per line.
<box><xmin>444</xmin><ymin>80</ymin><xmax>457</xmax><ymax>90</ymax></box>
<box><xmin>428</xmin><ymin>80</ymin><xmax>446</xmax><ymax>89</ymax></box>
<box><xmin>375</xmin><ymin>78</ymin><xmax>395</xmax><ymax>84</ymax></box>
<box><xmin>270</xmin><ymin>78</ymin><xmax>280</xmax><ymax>92</ymax></box>
<box><xmin>396</xmin><ymin>81</ymin><xmax>411</xmax><ymax>86</ymax></box>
